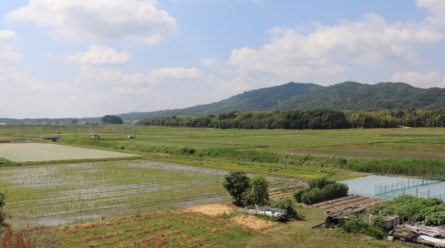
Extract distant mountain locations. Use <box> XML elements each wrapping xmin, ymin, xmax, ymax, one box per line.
<box><xmin>275</xmin><ymin>81</ymin><xmax>445</xmax><ymax>111</ymax></box>
<box><xmin>4</xmin><ymin>81</ymin><xmax>445</xmax><ymax>122</ymax></box>
<box><xmin>119</xmin><ymin>82</ymin><xmax>323</xmax><ymax>119</ymax></box>
<box><xmin>0</xmin><ymin>118</ymin><xmax>12</xmax><ymax>123</ymax></box>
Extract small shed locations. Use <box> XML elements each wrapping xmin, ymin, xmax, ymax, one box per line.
<box><xmin>382</xmin><ymin>214</ymin><xmax>400</xmax><ymax>229</ymax></box>
<box><xmin>320</xmin><ymin>206</ymin><xmax>367</xmax><ymax>228</ymax></box>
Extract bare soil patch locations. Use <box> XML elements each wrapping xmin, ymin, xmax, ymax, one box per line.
<box><xmin>185</xmin><ymin>203</ymin><xmax>278</xmax><ymax>230</ymax></box>
<box><xmin>184</xmin><ymin>203</ymin><xmax>234</xmax><ymax>216</ymax></box>
<box><xmin>308</xmin><ymin>195</ymin><xmax>388</xmax><ymax>212</ymax></box>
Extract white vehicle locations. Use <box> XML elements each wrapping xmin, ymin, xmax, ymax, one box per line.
<box><xmin>128</xmin><ymin>135</ymin><xmax>135</xmax><ymax>139</ymax></box>
<box><xmin>56</xmin><ymin>131</ymin><xmax>61</xmax><ymax>134</ymax></box>
<box><xmin>92</xmin><ymin>135</ymin><xmax>100</xmax><ymax>139</ymax></box>
<box><xmin>87</xmin><ymin>131</ymin><xmax>90</xmax><ymax>133</ymax></box>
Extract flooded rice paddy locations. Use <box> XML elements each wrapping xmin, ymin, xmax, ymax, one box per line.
<box><xmin>0</xmin><ymin>143</ymin><xmax>138</xmax><ymax>162</ymax></box>
<box><xmin>0</xmin><ymin>160</ymin><xmax>296</xmax><ymax>226</ymax></box>
<box><xmin>280</xmin><ymin>145</ymin><xmax>445</xmax><ymax>160</ymax></box>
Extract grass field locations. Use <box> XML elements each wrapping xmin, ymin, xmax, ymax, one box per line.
<box><xmin>0</xmin><ymin>143</ymin><xmax>138</xmax><ymax>162</ymax></box>
<box><xmin>2</xmin><ymin>124</ymin><xmax>445</xmax><ymax>158</ymax></box>
<box><xmin>0</xmin><ymin>124</ymin><xmax>441</xmax><ymax>247</ymax></box>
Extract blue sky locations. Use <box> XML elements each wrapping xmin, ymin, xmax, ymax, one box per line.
<box><xmin>0</xmin><ymin>0</ymin><xmax>444</xmax><ymax>118</ymax></box>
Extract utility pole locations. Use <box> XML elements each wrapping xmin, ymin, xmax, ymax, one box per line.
<box><xmin>189</xmin><ymin>127</ymin><xmax>191</xmax><ymax>138</ymax></box>
<box><xmin>20</xmin><ymin>124</ymin><xmax>22</xmax><ymax>139</ymax></box>
<box><xmin>75</xmin><ymin>127</ymin><xmax>77</xmax><ymax>139</ymax></box>
<box><xmin>135</xmin><ymin>127</ymin><xmax>137</xmax><ymax>138</ymax></box>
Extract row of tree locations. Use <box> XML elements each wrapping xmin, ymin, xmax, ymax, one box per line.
<box><xmin>137</xmin><ymin>107</ymin><xmax>445</xmax><ymax>129</ymax></box>
<box><xmin>137</xmin><ymin>108</ymin><xmax>350</xmax><ymax>129</ymax></box>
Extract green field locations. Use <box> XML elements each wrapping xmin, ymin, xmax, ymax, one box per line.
<box><xmin>2</xmin><ymin>124</ymin><xmax>445</xmax><ymax>154</ymax></box>
<box><xmin>1</xmin><ymin>124</ymin><xmax>443</xmax><ymax>247</ymax></box>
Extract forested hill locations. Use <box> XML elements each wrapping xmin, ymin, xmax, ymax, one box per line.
<box><xmin>124</xmin><ymin>82</ymin><xmax>322</xmax><ymax>118</ymax></box>
<box><xmin>275</xmin><ymin>82</ymin><xmax>445</xmax><ymax>112</ymax></box>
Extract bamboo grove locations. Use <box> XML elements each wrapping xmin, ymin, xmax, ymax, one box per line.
<box><xmin>137</xmin><ymin>107</ymin><xmax>445</xmax><ymax>129</ymax></box>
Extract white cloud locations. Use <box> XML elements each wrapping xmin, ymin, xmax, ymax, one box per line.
<box><xmin>388</xmin><ymin>71</ymin><xmax>445</xmax><ymax>88</ymax></box>
<box><xmin>201</xmin><ymin>58</ymin><xmax>219</xmax><ymax>67</ymax></box>
<box><xmin>150</xmin><ymin>67</ymin><xmax>203</xmax><ymax>80</ymax></box>
<box><xmin>228</xmin><ymin>13</ymin><xmax>444</xmax><ymax>81</ymax></box>
<box><xmin>0</xmin><ymin>30</ymin><xmax>18</xmax><ymax>48</ymax></box>
<box><xmin>5</xmin><ymin>0</ymin><xmax>177</xmax><ymax>45</ymax></box>
<box><xmin>54</xmin><ymin>44</ymin><xmax>132</xmax><ymax>66</ymax></box>
<box><xmin>77</xmin><ymin>66</ymin><xmax>158</xmax><ymax>87</ymax></box>
<box><xmin>417</xmin><ymin>0</ymin><xmax>445</xmax><ymax>27</ymax></box>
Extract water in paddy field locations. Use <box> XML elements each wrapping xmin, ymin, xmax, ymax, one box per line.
<box><xmin>280</xmin><ymin>145</ymin><xmax>445</xmax><ymax>160</ymax></box>
<box><xmin>0</xmin><ymin>160</ymin><xmax>299</xmax><ymax>227</ymax></box>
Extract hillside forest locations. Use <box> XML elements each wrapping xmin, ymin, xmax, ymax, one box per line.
<box><xmin>137</xmin><ymin>108</ymin><xmax>445</xmax><ymax>129</ymax></box>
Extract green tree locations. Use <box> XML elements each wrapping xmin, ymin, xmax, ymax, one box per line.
<box><xmin>223</xmin><ymin>171</ymin><xmax>251</xmax><ymax>205</ymax></box>
<box><xmin>101</xmin><ymin>115</ymin><xmax>124</xmax><ymax>124</ymax></box>
<box><xmin>243</xmin><ymin>175</ymin><xmax>270</xmax><ymax>206</ymax></box>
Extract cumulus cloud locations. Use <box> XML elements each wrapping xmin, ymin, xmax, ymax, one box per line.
<box><xmin>388</xmin><ymin>71</ymin><xmax>445</xmax><ymax>88</ymax></box>
<box><xmin>53</xmin><ymin>44</ymin><xmax>132</xmax><ymax>66</ymax></box>
<box><xmin>417</xmin><ymin>0</ymin><xmax>445</xmax><ymax>27</ymax></box>
<box><xmin>228</xmin><ymin>13</ymin><xmax>444</xmax><ymax>80</ymax></box>
<box><xmin>5</xmin><ymin>0</ymin><xmax>177</xmax><ymax>45</ymax></box>
<box><xmin>77</xmin><ymin>66</ymin><xmax>158</xmax><ymax>87</ymax></box>
<box><xmin>150</xmin><ymin>67</ymin><xmax>203</xmax><ymax>80</ymax></box>
<box><xmin>201</xmin><ymin>58</ymin><xmax>219</xmax><ymax>67</ymax></box>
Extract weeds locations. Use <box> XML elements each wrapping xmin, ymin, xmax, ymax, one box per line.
<box><xmin>0</xmin><ymin>225</ymin><xmax>57</xmax><ymax>248</ymax></box>
<box><xmin>216</xmin><ymin>211</ymin><xmax>236</xmax><ymax>219</ymax></box>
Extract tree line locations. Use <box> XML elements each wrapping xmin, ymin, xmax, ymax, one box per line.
<box><xmin>136</xmin><ymin>107</ymin><xmax>445</xmax><ymax>129</ymax></box>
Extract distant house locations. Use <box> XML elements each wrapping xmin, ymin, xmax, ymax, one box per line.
<box><xmin>124</xmin><ymin>120</ymin><xmax>133</xmax><ymax>124</ymax></box>
<box><xmin>51</xmin><ymin>122</ymin><xmax>56</xmax><ymax>125</ymax></box>
<box><xmin>79</xmin><ymin>121</ymin><xmax>86</xmax><ymax>125</ymax></box>
<box><xmin>0</xmin><ymin>123</ymin><xmax>5</xmax><ymax>125</ymax></box>
<box><xmin>132</xmin><ymin>120</ymin><xmax>139</xmax><ymax>124</ymax></box>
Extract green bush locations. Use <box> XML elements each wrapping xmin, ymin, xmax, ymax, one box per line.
<box><xmin>370</xmin><ymin>195</ymin><xmax>445</xmax><ymax>225</ymax></box>
<box><xmin>0</xmin><ymin>157</ymin><xmax>11</xmax><ymax>165</ymax></box>
<box><xmin>0</xmin><ymin>192</ymin><xmax>5</xmax><ymax>224</ymax></box>
<box><xmin>301</xmin><ymin>188</ymin><xmax>323</xmax><ymax>205</ymax></box>
<box><xmin>340</xmin><ymin>215</ymin><xmax>387</xmax><ymax>240</ymax></box>
<box><xmin>294</xmin><ymin>187</ymin><xmax>310</xmax><ymax>202</ymax></box>
<box><xmin>307</xmin><ymin>175</ymin><xmax>335</xmax><ymax>189</ymax></box>
<box><xmin>321</xmin><ymin>183</ymin><xmax>348</xmax><ymax>201</ymax></box>
<box><xmin>267</xmin><ymin>198</ymin><xmax>300</xmax><ymax>219</ymax></box>
<box><xmin>243</xmin><ymin>175</ymin><xmax>270</xmax><ymax>206</ymax></box>
<box><xmin>223</xmin><ymin>171</ymin><xmax>251</xmax><ymax>205</ymax></box>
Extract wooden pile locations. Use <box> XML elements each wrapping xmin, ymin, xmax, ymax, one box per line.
<box><xmin>390</xmin><ymin>224</ymin><xmax>445</xmax><ymax>238</ymax></box>
<box><xmin>390</xmin><ymin>224</ymin><xmax>445</xmax><ymax>247</ymax></box>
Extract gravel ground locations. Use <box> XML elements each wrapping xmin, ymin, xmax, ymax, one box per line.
<box><xmin>0</xmin><ymin>143</ymin><xmax>138</xmax><ymax>162</ymax></box>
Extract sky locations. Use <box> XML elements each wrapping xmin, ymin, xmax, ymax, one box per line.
<box><xmin>1</xmin><ymin>0</ymin><xmax>445</xmax><ymax>118</ymax></box>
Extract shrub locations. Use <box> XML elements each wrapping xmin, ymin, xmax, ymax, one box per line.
<box><xmin>307</xmin><ymin>175</ymin><xmax>335</xmax><ymax>189</ymax></box>
<box><xmin>340</xmin><ymin>215</ymin><xmax>387</xmax><ymax>240</ymax></box>
<box><xmin>267</xmin><ymin>198</ymin><xmax>300</xmax><ymax>219</ymax></box>
<box><xmin>0</xmin><ymin>192</ymin><xmax>5</xmax><ymax>225</ymax></box>
<box><xmin>243</xmin><ymin>175</ymin><xmax>270</xmax><ymax>206</ymax></box>
<box><xmin>370</xmin><ymin>195</ymin><xmax>445</xmax><ymax>225</ymax></box>
<box><xmin>301</xmin><ymin>188</ymin><xmax>323</xmax><ymax>205</ymax></box>
<box><xmin>223</xmin><ymin>171</ymin><xmax>251</xmax><ymax>205</ymax></box>
<box><xmin>294</xmin><ymin>187</ymin><xmax>310</xmax><ymax>202</ymax></box>
<box><xmin>321</xmin><ymin>183</ymin><xmax>348</xmax><ymax>201</ymax></box>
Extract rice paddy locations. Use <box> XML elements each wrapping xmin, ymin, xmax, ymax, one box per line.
<box><xmin>0</xmin><ymin>143</ymin><xmax>138</xmax><ymax>162</ymax></box>
<box><xmin>0</xmin><ymin>160</ymin><xmax>296</xmax><ymax>226</ymax></box>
